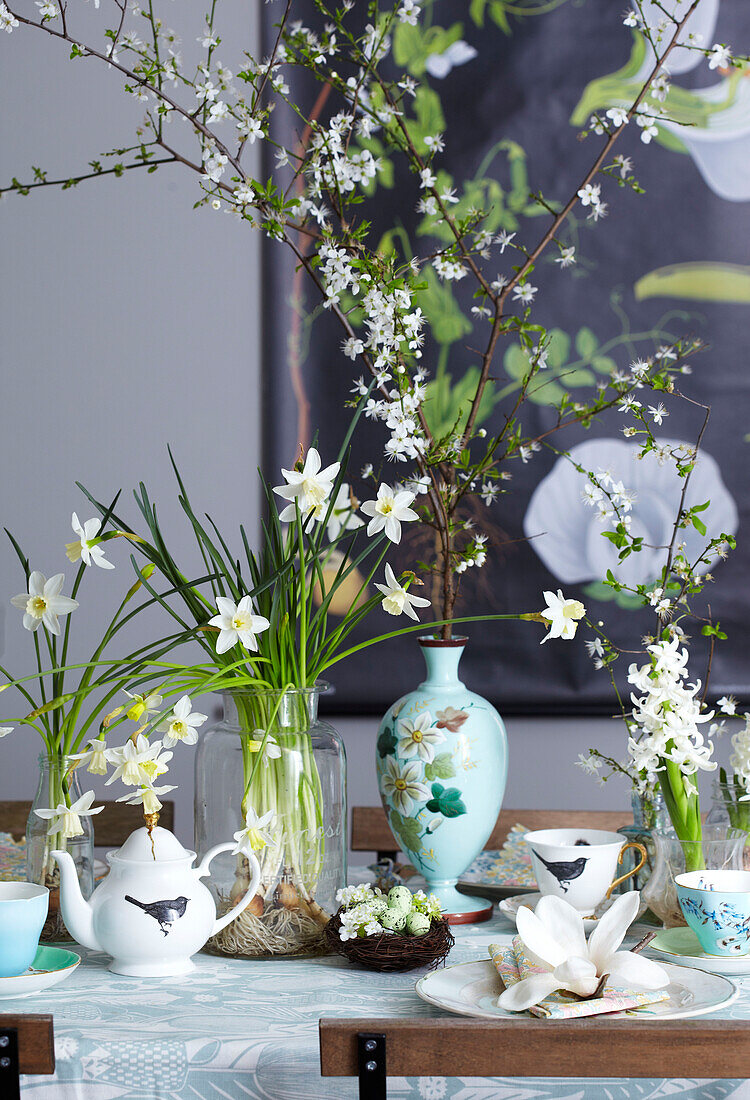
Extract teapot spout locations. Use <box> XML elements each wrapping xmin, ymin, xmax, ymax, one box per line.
<box><xmin>51</xmin><ymin>850</ymin><xmax>100</xmax><ymax>951</ymax></box>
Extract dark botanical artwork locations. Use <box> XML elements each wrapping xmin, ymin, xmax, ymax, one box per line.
<box><xmin>262</xmin><ymin>1</ymin><xmax>749</xmax><ymax>715</ymax></box>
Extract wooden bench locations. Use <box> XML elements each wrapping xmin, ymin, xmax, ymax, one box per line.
<box><xmin>351</xmin><ymin>806</ymin><xmax>631</xmax><ymax>861</ymax></box>
<box><xmin>0</xmin><ymin>1014</ymin><xmax>54</xmax><ymax>1099</ymax></box>
<box><xmin>320</xmin><ymin>1018</ymin><xmax>750</xmax><ymax>1097</ymax></box>
<box><xmin>0</xmin><ymin>799</ymin><xmax>175</xmax><ymax>847</ymax></box>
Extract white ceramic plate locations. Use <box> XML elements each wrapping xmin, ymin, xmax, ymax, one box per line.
<box><xmin>0</xmin><ymin>946</ymin><xmax>80</xmax><ymax>999</ymax></box>
<box><xmin>651</xmin><ymin>926</ymin><xmax>750</xmax><ymax>976</ymax></box>
<box><xmin>415</xmin><ymin>959</ymin><xmax>738</xmax><ymax>1021</ymax></box>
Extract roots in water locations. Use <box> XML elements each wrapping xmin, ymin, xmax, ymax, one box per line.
<box><xmin>206</xmin><ymin>897</ymin><xmax>330</xmax><ymax>958</ymax></box>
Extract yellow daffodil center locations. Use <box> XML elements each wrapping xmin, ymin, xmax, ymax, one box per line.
<box><xmin>232</xmin><ymin>615</ymin><xmax>245</xmax><ymax>629</ymax></box>
<box><xmin>302</xmin><ymin>478</ymin><xmax>327</xmax><ymax>505</ymax></box>
<box><xmin>411</xmin><ymin>730</ymin><xmax>423</xmax><ymax>742</ymax></box>
<box><xmin>27</xmin><ymin>596</ymin><xmax>47</xmax><ymax>618</ymax></box>
<box><xmin>377</xmin><ymin>498</ymin><xmax>394</xmax><ymax>515</ymax></box>
<box><xmin>171</xmin><ymin>720</ymin><xmax>187</xmax><ymax>737</ymax></box>
<box><xmin>394</xmin><ymin>778</ymin><xmax>407</xmax><ymax>791</ymax></box>
<box><xmin>127</xmin><ymin>698</ymin><xmax>146</xmax><ymax>721</ymax></box>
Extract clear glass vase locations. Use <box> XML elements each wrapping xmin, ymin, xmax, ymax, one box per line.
<box><xmin>617</xmin><ymin>788</ymin><xmax>670</xmax><ymax>895</ymax></box>
<box><xmin>640</xmin><ymin>825</ymin><xmax>747</xmax><ymax>928</ymax></box>
<box><xmin>195</xmin><ymin>687</ymin><xmax>346</xmax><ymax>959</ymax></box>
<box><xmin>706</xmin><ymin>779</ymin><xmax>750</xmax><ymax>869</ymax></box>
<box><xmin>27</xmin><ymin>753</ymin><xmax>94</xmax><ymax>942</ymax></box>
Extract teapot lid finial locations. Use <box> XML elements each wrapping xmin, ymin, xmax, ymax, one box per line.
<box><xmin>110</xmin><ymin>826</ymin><xmax>195</xmax><ymax>865</ymax></box>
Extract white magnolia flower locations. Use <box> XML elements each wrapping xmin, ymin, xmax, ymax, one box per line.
<box><xmin>397</xmin><ymin>712</ymin><xmax>446</xmax><ymax>764</ymax></box>
<box><xmin>375</xmin><ymin>563</ymin><xmax>431</xmax><ymax>621</ymax></box>
<box><xmin>208</xmin><ymin>596</ymin><xmax>270</xmax><ymax>655</ymax></box>
<box><xmin>157</xmin><ymin>695</ymin><xmax>207</xmax><ymax>748</ymax></box>
<box><xmin>0</xmin><ymin>727</ymin><xmax>13</xmax><ymax>739</ymax></box>
<box><xmin>326</xmin><ymin>483</ymin><xmax>364</xmax><ymax>541</ymax></box>
<box><xmin>65</xmin><ymin>513</ymin><xmax>115</xmax><ymax>569</ymax></box>
<box><xmin>105</xmin><ymin>735</ymin><xmax>170</xmax><ymax>786</ymax></box>
<box><xmin>35</xmin><ymin>790</ymin><xmax>103</xmax><ymax>839</ymax></box>
<box><xmin>273</xmin><ymin>447</ymin><xmax>340</xmax><ymax>522</ymax></box>
<box><xmin>524</xmin><ymin>438</ymin><xmax>737</xmax><ymax>588</ymax></box>
<box><xmin>498</xmin><ymin>892</ymin><xmax>668</xmax><ymax>1010</ymax></box>
<box><xmin>232</xmin><ymin>807</ymin><xmax>275</xmax><ymax>854</ymax></box>
<box><xmin>379</xmin><ymin>755</ymin><xmax>429</xmax><ymax>815</ymax></box>
<box><xmin>70</xmin><ymin>738</ymin><xmax>109</xmax><ymax>775</ymax></box>
<box><xmin>117</xmin><ymin>780</ymin><xmax>177</xmax><ymax>815</ymax></box>
<box><xmin>539</xmin><ymin>590</ymin><xmax>585</xmax><ymax>644</ymax></box>
<box><xmin>11</xmin><ymin>572</ymin><xmax>79</xmax><ymax>635</ymax></box>
<box><xmin>123</xmin><ymin>690</ymin><xmax>163</xmax><ymax>722</ymax></box>
<box><xmin>361</xmin><ymin>484</ymin><xmax>418</xmax><ymax>544</ymax></box>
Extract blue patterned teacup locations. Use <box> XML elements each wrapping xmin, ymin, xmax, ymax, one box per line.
<box><xmin>676</xmin><ymin>870</ymin><xmax>750</xmax><ymax>956</ymax></box>
<box><xmin>0</xmin><ymin>882</ymin><xmax>49</xmax><ymax>976</ymax></box>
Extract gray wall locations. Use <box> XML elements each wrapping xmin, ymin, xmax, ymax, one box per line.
<box><xmin>1</xmin><ymin>6</ymin><xmax>730</xmax><ymax>856</ymax></box>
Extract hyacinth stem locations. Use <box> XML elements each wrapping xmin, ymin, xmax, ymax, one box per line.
<box><xmin>659</xmin><ymin>760</ymin><xmax>704</xmax><ymax>872</ymax></box>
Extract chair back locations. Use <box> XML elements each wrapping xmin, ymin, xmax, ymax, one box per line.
<box><xmin>0</xmin><ymin>1013</ymin><xmax>54</xmax><ymax>1099</ymax></box>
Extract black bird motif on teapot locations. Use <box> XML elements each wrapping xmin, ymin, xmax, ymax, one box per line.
<box><xmin>125</xmin><ymin>894</ymin><xmax>189</xmax><ymax>936</ymax></box>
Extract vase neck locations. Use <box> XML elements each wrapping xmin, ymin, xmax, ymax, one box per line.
<box><xmin>418</xmin><ymin>637</ymin><xmax>466</xmax><ymax>689</ymax></box>
<box><xmin>222</xmin><ymin>688</ymin><xmax>320</xmax><ymax>733</ymax></box>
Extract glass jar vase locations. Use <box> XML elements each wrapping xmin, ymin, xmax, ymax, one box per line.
<box><xmin>706</xmin><ymin>779</ymin><xmax>750</xmax><ymax>869</ymax></box>
<box><xmin>195</xmin><ymin>687</ymin><xmax>346</xmax><ymax>959</ymax></box>
<box><xmin>641</xmin><ymin>825</ymin><xmax>746</xmax><ymax>928</ymax></box>
<box><xmin>27</xmin><ymin>753</ymin><xmax>95</xmax><ymax>942</ymax></box>
<box><xmin>617</xmin><ymin>788</ymin><xmax>670</xmax><ymax>894</ymax></box>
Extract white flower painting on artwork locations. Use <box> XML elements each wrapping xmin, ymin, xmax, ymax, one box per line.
<box><xmin>523</xmin><ymin>438</ymin><xmax>738</xmax><ymax>590</ymax></box>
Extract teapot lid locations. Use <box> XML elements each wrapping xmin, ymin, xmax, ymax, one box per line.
<box><xmin>111</xmin><ymin>826</ymin><xmax>195</xmax><ymax>864</ymax></box>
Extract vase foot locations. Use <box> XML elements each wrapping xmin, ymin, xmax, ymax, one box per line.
<box><xmin>427</xmin><ymin>885</ymin><xmax>494</xmax><ymax>925</ymax></box>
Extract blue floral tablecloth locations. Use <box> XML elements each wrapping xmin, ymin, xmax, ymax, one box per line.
<box><xmin>0</xmin><ymin>866</ymin><xmax>744</xmax><ymax>1099</ymax></box>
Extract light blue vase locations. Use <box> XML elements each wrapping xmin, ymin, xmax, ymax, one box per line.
<box><xmin>375</xmin><ymin>637</ymin><xmax>508</xmax><ymax>921</ymax></box>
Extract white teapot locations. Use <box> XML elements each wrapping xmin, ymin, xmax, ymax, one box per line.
<box><xmin>53</xmin><ymin>826</ymin><xmax>260</xmax><ymax>976</ymax></box>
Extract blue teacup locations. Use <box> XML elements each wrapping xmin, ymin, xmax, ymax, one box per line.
<box><xmin>0</xmin><ymin>883</ymin><xmax>49</xmax><ymax>976</ymax></box>
<box><xmin>676</xmin><ymin>870</ymin><xmax>750</xmax><ymax>956</ymax></box>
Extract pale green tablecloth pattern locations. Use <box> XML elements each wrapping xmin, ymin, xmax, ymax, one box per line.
<box><xmin>5</xmin><ymin>908</ymin><xmax>748</xmax><ymax>1100</ymax></box>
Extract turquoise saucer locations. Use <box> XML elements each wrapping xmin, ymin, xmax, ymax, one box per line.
<box><xmin>651</xmin><ymin>926</ymin><xmax>750</xmax><ymax>977</ymax></box>
<box><xmin>0</xmin><ymin>946</ymin><xmax>80</xmax><ymax>998</ymax></box>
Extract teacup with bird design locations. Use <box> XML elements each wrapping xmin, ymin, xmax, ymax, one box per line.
<box><xmin>524</xmin><ymin>828</ymin><xmax>646</xmax><ymax>915</ymax></box>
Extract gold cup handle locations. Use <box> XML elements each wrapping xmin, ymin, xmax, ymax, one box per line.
<box><xmin>605</xmin><ymin>841</ymin><xmax>648</xmax><ymax>900</ymax></box>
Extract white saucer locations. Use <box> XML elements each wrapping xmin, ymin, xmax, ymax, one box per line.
<box><xmin>650</xmin><ymin>926</ymin><xmax>750</xmax><ymax>976</ymax></box>
<box><xmin>415</xmin><ymin>958</ymin><xmax>738</xmax><ymax>1020</ymax></box>
<box><xmin>0</xmin><ymin>946</ymin><xmax>80</xmax><ymax>998</ymax></box>
<box><xmin>498</xmin><ymin>892</ymin><xmax>615</xmax><ymax>933</ymax></box>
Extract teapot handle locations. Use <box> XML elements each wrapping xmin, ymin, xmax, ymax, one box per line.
<box><xmin>195</xmin><ymin>842</ymin><xmax>262</xmax><ymax>937</ymax></box>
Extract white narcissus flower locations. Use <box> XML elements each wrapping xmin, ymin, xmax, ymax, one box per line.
<box><xmin>105</xmin><ymin>735</ymin><xmax>170</xmax><ymax>786</ymax></box>
<box><xmin>539</xmin><ymin>589</ymin><xmax>586</xmax><ymax>644</ymax></box>
<box><xmin>117</xmin><ymin>780</ymin><xmax>177</xmax><ymax>816</ymax></box>
<box><xmin>123</xmin><ymin>690</ymin><xmax>163</xmax><ymax>722</ymax></box>
<box><xmin>65</xmin><ymin>513</ymin><xmax>115</xmax><ymax>569</ymax></box>
<box><xmin>397</xmin><ymin>712</ymin><xmax>446</xmax><ymax>764</ymax></box>
<box><xmin>11</xmin><ymin>572</ymin><xmax>79</xmax><ymax>635</ymax></box>
<box><xmin>70</xmin><ymin>737</ymin><xmax>109</xmax><ymax>775</ymax></box>
<box><xmin>272</xmin><ymin>447</ymin><xmax>340</xmax><ymax>522</ymax></box>
<box><xmin>326</xmin><ymin>483</ymin><xmax>364</xmax><ymax>541</ymax></box>
<box><xmin>208</xmin><ymin>596</ymin><xmax>270</xmax><ymax>655</ymax></box>
<box><xmin>379</xmin><ymin>755</ymin><xmax>429</xmax><ymax>815</ymax></box>
<box><xmin>375</xmin><ymin>563</ymin><xmax>431</xmax><ymax>621</ymax></box>
<box><xmin>35</xmin><ymin>790</ymin><xmax>104</xmax><ymax>839</ymax></box>
<box><xmin>0</xmin><ymin>727</ymin><xmax>13</xmax><ymax>739</ymax></box>
<box><xmin>232</xmin><ymin>807</ymin><xmax>275</xmax><ymax>854</ymax></box>
<box><xmin>361</xmin><ymin>484</ymin><xmax>419</xmax><ymax>544</ymax></box>
<box><xmin>157</xmin><ymin>696</ymin><xmax>208</xmax><ymax>748</ymax></box>
<box><xmin>498</xmin><ymin>892</ymin><xmax>669</xmax><ymax>1011</ymax></box>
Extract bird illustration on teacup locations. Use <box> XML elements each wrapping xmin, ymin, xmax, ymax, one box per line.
<box><xmin>531</xmin><ymin>850</ymin><xmax>589</xmax><ymax>893</ymax></box>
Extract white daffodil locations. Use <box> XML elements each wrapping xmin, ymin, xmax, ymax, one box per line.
<box><xmin>232</xmin><ymin>807</ymin><xmax>276</xmax><ymax>854</ymax></box>
<box><xmin>379</xmin><ymin>755</ymin><xmax>429</xmax><ymax>815</ymax></box>
<box><xmin>65</xmin><ymin>513</ymin><xmax>115</xmax><ymax>570</ymax></box>
<box><xmin>539</xmin><ymin>589</ymin><xmax>586</xmax><ymax>644</ymax></box>
<box><xmin>0</xmin><ymin>727</ymin><xmax>13</xmax><ymax>739</ymax></box>
<box><xmin>123</xmin><ymin>690</ymin><xmax>164</xmax><ymax>722</ymax></box>
<box><xmin>105</xmin><ymin>734</ymin><xmax>165</xmax><ymax>786</ymax></box>
<box><xmin>272</xmin><ymin>447</ymin><xmax>340</xmax><ymax>522</ymax></box>
<box><xmin>70</xmin><ymin>737</ymin><xmax>109</xmax><ymax>775</ymax></box>
<box><xmin>11</xmin><ymin>572</ymin><xmax>78</xmax><ymax>635</ymax></box>
<box><xmin>498</xmin><ymin>892</ymin><xmax>669</xmax><ymax>1011</ymax></box>
<box><xmin>156</xmin><ymin>695</ymin><xmax>208</xmax><ymax>748</ymax></box>
<box><xmin>117</xmin><ymin>779</ymin><xmax>177</xmax><ymax>815</ymax></box>
<box><xmin>208</xmin><ymin>596</ymin><xmax>270</xmax><ymax>655</ymax></box>
<box><xmin>326</xmin><ymin>483</ymin><xmax>364</xmax><ymax>540</ymax></box>
<box><xmin>375</xmin><ymin>563</ymin><xmax>431</xmax><ymax>621</ymax></box>
<box><xmin>34</xmin><ymin>790</ymin><xmax>103</xmax><ymax>839</ymax></box>
<box><xmin>397</xmin><ymin>712</ymin><xmax>446</xmax><ymax>764</ymax></box>
<box><xmin>361</xmin><ymin>484</ymin><xmax>419</xmax><ymax>544</ymax></box>
<box><xmin>247</xmin><ymin>730</ymin><xmax>283</xmax><ymax>766</ymax></box>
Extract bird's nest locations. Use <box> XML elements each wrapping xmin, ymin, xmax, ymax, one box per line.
<box><xmin>324</xmin><ymin>908</ymin><xmax>454</xmax><ymax>972</ymax></box>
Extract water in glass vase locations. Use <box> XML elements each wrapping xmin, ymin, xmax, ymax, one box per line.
<box><xmin>195</xmin><ymin>688</ymin><xmax>346</xmax><ymax>958</ymax></box>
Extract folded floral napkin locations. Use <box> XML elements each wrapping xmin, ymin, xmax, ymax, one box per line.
<box><xmin>489</xmin><ymin>937</ymin><xmax>671</xmax><ymax>1019</ymax></box>
<box><xmin>460</xmin><ymin>824</ymin><xmax>536</xmax><ymax>889</ymax></box>
<box><xmin>0</xmin><ymin>832</ymin><xmax>27</xmax><ymax>882</ymax></box>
